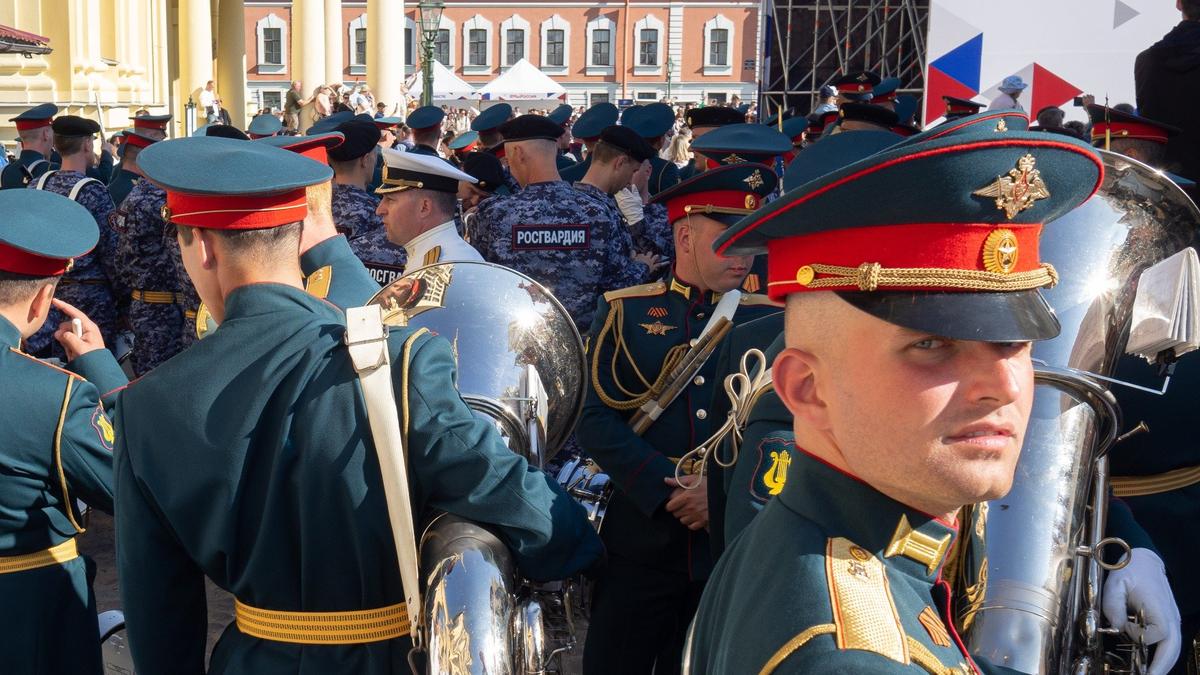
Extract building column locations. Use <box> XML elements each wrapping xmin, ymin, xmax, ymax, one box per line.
<box><xmin>291</xmin><ymin>0</ymin><xmax>326</xmax><ymax>131</ymax></box>
<box><xmin>216</xmin><ymin>0</ymin><xmax>247</xmax><ymax>128</ymax></box>
<box><xmin>366</xmin><ymin>0</ymin><xmax>401</xmax><ymax>115</ymax></box>
<box><xmin>324</xmin><ymin>0</ymin><xmax>343</xmax><ymax>87</ymax></box>
<box><xmin>177</xmin><ymin>0</ymin><xmax>214</xmax><ymax>132</ymax></box>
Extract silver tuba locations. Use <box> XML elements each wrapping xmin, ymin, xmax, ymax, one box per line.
<box><xmin>956</xmin><ymin>152</ymin><xmax>1200</xmax><ymax>673</ymax></box>
<box><xmin>369</xmin><ymin>261</ymin><xmax>587</xmax><ymax>675</ymax></box>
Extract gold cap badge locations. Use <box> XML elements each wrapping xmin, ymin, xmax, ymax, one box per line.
<box><xmin>972</xmin><ymin>153</ymin><xmax>1051</xmax><ymax>220</ymax></box>
<box><xmin>982</xmin><ymin>229</ymin><xmax>1019</xmax><ymax>274</ymax></box>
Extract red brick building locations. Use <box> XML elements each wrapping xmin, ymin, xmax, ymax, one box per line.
<box><xmin>245</xmin><ymin>0</ymin><xmax>760</xmax><ymax>111</ymax></box>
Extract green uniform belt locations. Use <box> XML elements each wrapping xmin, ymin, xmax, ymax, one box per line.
<box><xmin>234</xmin><ymin>598</ymin><xmax>411</xmax><ymax>644</ymax></box>
<box><xmin>0</xmin><ymin>539</ymin><xmax>78</xmax><ymax>574</ymax></box>
<box><xmin>131</xmin><ymin>289</ymin><xmax>184</xmax><ymax>304</ymax></box>
<box><xmin>1111</xmin><ymin>465</ymin><xmax>1200</xmax><ymax>497</ymax></box>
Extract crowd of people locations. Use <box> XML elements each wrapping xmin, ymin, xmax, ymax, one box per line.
<box><xmin>2</xmin><ymin>3</ymin><xmax>1200</xmax><ymax>674</ymax></box>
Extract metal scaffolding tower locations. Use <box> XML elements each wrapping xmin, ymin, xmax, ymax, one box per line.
<box><xmin>758</xmin><ymin>0</ymin><xmax>930</xmax><ymax>122</ymax></box>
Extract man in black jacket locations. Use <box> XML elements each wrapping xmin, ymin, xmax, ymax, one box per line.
<box><xmin>1135</xmin><ymin>0</ymin><xmax>1200</xmax><ymax>181</ymax></box>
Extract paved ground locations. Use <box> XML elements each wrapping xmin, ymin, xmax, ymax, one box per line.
<box><xmin>80</xmin><ymin>510</ymin><xmax>585</xmax><ymax>672</ymax></box>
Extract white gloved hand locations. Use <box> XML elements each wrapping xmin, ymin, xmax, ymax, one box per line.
<box><xmin>615</xmin><ymin>186</ymin><xmax>645</xmax><ymax>225</ymax></box>
<box><xmin>1102</xmin><ymin>547</ymin><xmax>1181</xmax><ymax>675</ymax></box>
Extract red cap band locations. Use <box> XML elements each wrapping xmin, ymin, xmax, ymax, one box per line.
<box><xmin>164</xmin><ymin>189</ymin><xmax>308</xmax><ymax>230</ymax></box>
<box><xmin>0</xmin><ymin>240</ymin><xmax>76</xmax><ymax>276</ymax></box>
<box><xmin>123</xmin><ymin>134</ymin><xmax>154</xmax><ymax>150</ymax></box>
<box><xmin>766</xmin><ymin>222</ymin><xmax>1044</xmax><ymax>299</ymax></box>
<box><xmin>665</xmin><ymin>189</ymin><xmax>763</xmax><ymax>224</ymax></box>
<box><xmin>133</xmin><ymin>118</ymin><xmax>168</xmax><ymax>131</ymax></box>
<box><xmin>1091</xmin><ymin>120</ymin><xmax>1170</xmax><ymax>145</ymax></box>
<box><xmin>15</xmin><ymin>119</ymin><xmax>51</xmax><ymax>131</ymax></box>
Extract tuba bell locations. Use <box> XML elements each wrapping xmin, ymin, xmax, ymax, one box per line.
<box><xmin>369</xmin><ymin>261</ymin><xmax>587</xmax><ymax>674</ymax></box>
<box><xmin>955</xmin><ymin>151</ymin><xmax>1200</xmax><ymax>673</ymax></box>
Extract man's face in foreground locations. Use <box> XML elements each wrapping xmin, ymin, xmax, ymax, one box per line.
<box><xmin>774</xmin><ymin>294</ymin><xmax>1035</xmax><ymax>518</ymax></box>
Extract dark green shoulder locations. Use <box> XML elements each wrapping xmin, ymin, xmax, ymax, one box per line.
<box><xmin>603</xmin><ymin>281</ymin><xmax>667</xmax><ymax>303</ymax></box>
<box><xmin>739</xmin><ymin>292</ymin><xmax>783</xmax><ymax>309</ymax></box>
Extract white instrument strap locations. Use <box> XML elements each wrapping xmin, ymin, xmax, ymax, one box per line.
<box><xmin>344</xmin><ymin>305</ymin><xmax>424</xmax><ymax>647</ymax></box>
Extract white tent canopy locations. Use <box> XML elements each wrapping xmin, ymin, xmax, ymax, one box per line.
<box><xmin>407</xmin><ymin>61</ymin><xmax>479</xmax><ymax>100</ymax></box>
<box><xmin>478</xmin><ymin>59</ymin><xmax>567</xmax><ymax>101</ymax></box>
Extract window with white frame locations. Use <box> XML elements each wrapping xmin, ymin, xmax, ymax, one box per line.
<box><xmin>261</xmin><ymin>90</ymin><xmax>282</xmax><ymax>112</ymax></box>
<box><xmin>461</xmin><ymin>15</ymin><xmax>493</xmax><ymax>73</ymax></box>
<box><xmin>500</xmin><ymin>15</ymin><xmax>530</xmax><ymax>68</ymax></box>
<box><xmin>703</xmin><ymin>15</ymin><xmax>734</xmax><ymax>75</ymax></box>
<box><xmin>633</xmin><ymin>14</ymin><xmax>664</xmax><ymax>75</ymax></box>
<box><xmin>432</xmin><ymin>15</ymin><xmax>455</xmax><ymax>68</ymax></box>
<box><xmin>540</xmin><ymin>15</ymin><xmax>570</xmax><ymax>74</ymax></box>
<box><xmin>255</xmin><ymin>13</ymin><xmax>287</xmax><ymax>75</ymax></box>
<box><xmin>403</xmin><ymin>26</ymin><xmax>414</xmax><ymax>68</ymax></box>
<box><xmin>348</xmin><ymin>14</ymin><xmax>368</xmax><ymax>75</ymax></box>
<box><xmin>586</xmin><ymin>16</ymin><xmax>616</xmax><ymax>75</ymax></box>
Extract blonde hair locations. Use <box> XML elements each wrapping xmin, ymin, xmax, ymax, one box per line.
<box><xmin>668</xmin><ymin>131</ymin><xmax>692</xmax><ymax>165</ymax></box>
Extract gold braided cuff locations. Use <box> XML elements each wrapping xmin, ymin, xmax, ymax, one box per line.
<box><xmin>769</xmin><ymin>261</ymin><xmax>1059</xmax><ymax>293</ymax></box>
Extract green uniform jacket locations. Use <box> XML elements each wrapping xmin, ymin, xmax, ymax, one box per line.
<box><xmin>688</xmin><ymin>449</ymin><xmax>997</xmax><ymax>674</ymax></box>
<box><xmin>703</xmin><ymin>316</ymin><xmax>786</xmax><ymax>558</ymax></box>
<box><xmin>0</xmin><ymin>149</ymin><xmax>56</xmax><ymax>189</ymax></box>
<box><xmin>647</xmin><ymin>156</ymin><xmax>681</xmax><ymax>196</ymax></box>
<box><xmin>77</xmin><ymin>284</ymin><xmax>603</xmax><ymax>675</ymax></box>
<box><xmin>0</xmin><ymin>316</ymin><xmax>124</xmax><ymax>675</ymax></box>
<box><xmin>299</xmin><ymin>234</ymin><xmax>383</xmax><ymax>309</ymax></box>
<box><xmin>558</xmin><ymin>156</ymin><xmax>591</xmax><ymax>184</ymax></box>
<box><xmin>577</xmin><ymin>275</ymin><xmax>780</xmax><ymax>579</ymax></box>
<box><xmin>106</xmin><ymin>167</ymin><xmax>139</xmax><ymax>208</ymax></box>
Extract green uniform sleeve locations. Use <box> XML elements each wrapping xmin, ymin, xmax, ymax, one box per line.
<box><xmin>401</xmin><ymin>331</ymin><xmax>604</xmax><ymax>582</ymax></box>
<box><xmin>114</xmin><ymin>401</ymin><xmax>208</xmax><ymax>675</ymax></box>
<box><xmin>68</xmin><ymin>348</ymin><xmax>129</xmax><ymax>400</ymax></box>
<box><xmin>299</xmin><ymin>235</ymin><xmax>382</xmax><ymax>309</ymax></box>
<box><xmin>576</xmin><ymin>297</ymin><xmax>677</xmax><ymax>517</ymax></box>
<box><xmin>59</xmin><ymin>378</ymin><xmax>116</xmax><ymax>514</ymax></box>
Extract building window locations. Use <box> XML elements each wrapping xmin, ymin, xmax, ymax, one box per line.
<box><xmin>586</xmin><ymin>16</ymin><xmax>616</xmax><ymax>75</ymax></box>
<box><xmin>633</xmin><ymin>15</ymin><xmax>664</xmax><ymax>74</ymax></box>
<box><xmin>469</xmin><ymin>29</ymin><xmax>487</xmax><ymax>65</ymax></box>
<box><xmin>639</xmin><ymin>29</ymin><xmax>658</xmax><ymax>66</ymax></box>
<box><xmin>590</xmin><ymin>93</ymin><xmax>610</xmax><ymax>106</ymax></box>
<box><xmin>592</xmin><ymin>29</ymin><xmax>611</xmax><ymax>66</ymax></box>
<box><xmin>462</xmin><ymin>15</ymin><xmax>493</xmax><ymax>72</ymax></box>
<box><xmin>404</xmin><ymin>27</ymin><xmax>414</xmax><ymax>67</ymax></box>
<box><xmin>355</xmin><ymin>28</ymin><xmax>367</xmax><ymax>65</ymax></box>
<box><xmin>434</xmin><ymin>29</ymin><xmax>450</xmax><ymax>65</ymax></box>
<box><xmin>348</xmin><ymin>14</ymin><xmax>368</xmax><ymax>74</ymax></box>
<box><xmin>540</xmin><ymin>15</ymin><xmax>570</xmax><ymax>72</ymax></box>
<box><xmin>709</xmin><ymin>29</ymin><xmax>728</xmax><ymax>66</ymax></box>
<box><xmin>547</xmin><ymin>30</ymin><xmax>564</xmax><ymax>66</ymax></box>
<box><xmin>703</xmin><ymin>15</ymin><xmax>735</xmax><ymax>75</ymax></box>
<box><xmin>636</xmin><ymin>91</ymin><xmax>658</xmax><ymax>101</ymax></box>
<box><xmin>263</xmin><ymin>27</ymin><xmax>282</xmax><ymax>65</ymax></box>
<box><xmin>255</xmin><ymin>13</ymin><xmax>287</xmax><ymax>75</ymax></box>
<box><xmin>262</xmin><ymin>91</ymin><xmax>282</xmax><ymax>111</ymax></box>
<box><xmin>500</xmin><ymin>15</ymin><xmax>530</xmax><ymax>67</ymax></box>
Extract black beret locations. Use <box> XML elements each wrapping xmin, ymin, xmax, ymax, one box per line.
<box><xmin>461</xmin><ymin>151</ymin><xmax>506</xmax><ymax>193</ymax></box>
<box><xmin>328</xmin><ymin>119</ymin><xmax>381</xmax><ymax>161</ymax></box>
<box><xmin>838</xmin><ymin>103</ymin><xmax>899</xmax><ymax>129</ymax></box>
<box><xmin>685</xmin><ymin>106</ymin><xmax>746</xmax><ymax>129</ymax></box>
<box><xmin>51</xmin><ymin>115</ymin><xmax>101</xmax><ymax>137</ymax></box>
<box><xmin>498</xmin><ymin>114</ymin><xmax>564</xmax><ymax>143</ymax></box>
<box><xmin>203</xmin><ymin>124</ymin><xmax>251</xmax><ymax>141</ymax></box>
<box><xmin>598</xmin><ymin>125</ymin><xmax>656</xmax><ymax>162</ymax></box>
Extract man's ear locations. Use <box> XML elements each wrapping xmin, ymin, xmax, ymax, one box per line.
<box><xmin>196</xmin><ymin>228</ymin><xmax>219</xmax><ymax>270</ymax></box>
<box><xmin>26</xmin><ymin>282</ymin><xmax>56</xmax><ymax>326</ymax></box>
<box><xmin>773</xmin><ymin>347</ymin><xmax>832</xmax><ymax>432</ymax></box>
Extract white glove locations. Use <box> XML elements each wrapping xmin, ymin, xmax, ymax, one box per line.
<box><xmin>615</xmin><ymin>186</ymin><xmax>645</xmax><ymax>225</ymax></box>
<box><xmin>1102</xmin><ymin>547</ymin><xmax>1181</xmax><ymax>675</ymax></box>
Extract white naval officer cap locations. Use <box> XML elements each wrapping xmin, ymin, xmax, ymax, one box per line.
<box><xmin>376</xmin><ymin>148</ymin><xmax>478</xmax><ymax>195</ymax></box>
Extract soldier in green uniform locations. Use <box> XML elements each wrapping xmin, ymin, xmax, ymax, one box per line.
<box><xmin>1</xmin><ymin>103</ymin><xmax>58</xmax><ymax>189</ymax></box>
<box><xmin>0</xmin><ymin>189</ymin><xmax>127</xmax><ymax>675</ymax></box>
<box><xmin>677</xmin><ymin>106</ymin><xmax>746</xmax><ymax>181</ymax></box>
<box><xmin>548</xmin><ymin>103</ymin><xmax>578</xmax><ymax>171</ymax></box>
<box><xmin>684</xmin><ymin>129</ymin><xmax>1105</xmax><ymax>673</ymax></box>
<box><xmin>577</xmin><ymin>163</ymin><xmax>782</xmax><ymax>674</ymax></box>
<box><xmin>559</xmin><ymin>102</ymin><xmax>619</xmax><ymax>184</ymax></box>
<box><xmin>107</xmin><ymin>114</ymin><xmax>170</xmax><ymax>206</ymax></box>
<box><xmin>406</xmin><ymin>105</ymin><xmax>444</xmax><ymax>156</ymax></box>
<box><xmin>63</xmin><ymin>137</ymin><xmax>603</xmax><ymax>674</ymax></box>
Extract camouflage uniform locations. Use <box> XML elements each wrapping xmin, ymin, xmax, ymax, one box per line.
<box><xmin>26</xmin><ymin>171</ymin><xmax>122</xmax><ymax>357</ymax></box>
<box><xmin>166</xmin><ymin>233</ymin><xmax>201</xmax><ymax>347</ymax></box>
<box><xmin>576</xmin><ymin>181</ymin><xmax>674</xmax><ymax>263</ymax></box>
<box><xmin>472</xmin><ymin>180</ymin><xmax>648</xmax><ymax>332</ymax></box>
<box><xmin>111</xmin><ymin>179</ymin><xmax>187</xmax><ymax>375</ymax></box>
<box><xmin>332</xmin><ymin>182</ymin><xmax>407</xmax><ymax>287</ymax></box>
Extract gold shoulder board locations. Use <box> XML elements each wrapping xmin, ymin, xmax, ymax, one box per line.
<box><xmin>740</xmin><ymin>293</ymin><xmax>784</xmax><ymax>308</ymax></box>
<box><xmin>603</xmin><ymin>281</ymin><xmax>666</xmax><ymax>303</ymax></box>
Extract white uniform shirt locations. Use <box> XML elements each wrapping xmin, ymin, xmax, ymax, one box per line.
<box><xmin>404</xmin><ymin>219</ymin><xmax>483</xmax><ymax>269</ymax></box>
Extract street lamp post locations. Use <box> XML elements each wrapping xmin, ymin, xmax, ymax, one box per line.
<box><xmin>666</xmin><ymin>57</ymin><xmax>674</xmax><ymax>102</ymax></box>
<box><xmin>417</xmin><ymin>0</ymin><xmax>445</xmax><ymax>108</ymax></box>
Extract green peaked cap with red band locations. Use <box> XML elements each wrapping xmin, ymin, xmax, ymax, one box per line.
<box><xmin>714</xmin><ymin>130</ymin><xmax>1105</xmax><ymax>342</ymax></box>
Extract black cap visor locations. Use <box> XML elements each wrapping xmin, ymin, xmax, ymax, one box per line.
<box><xmin>836</xmin><ymin>289</ymin><xmax>1061</xmax><ymax>342</ymax></box>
